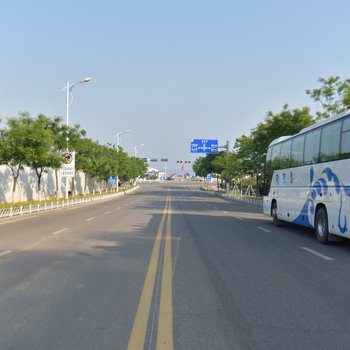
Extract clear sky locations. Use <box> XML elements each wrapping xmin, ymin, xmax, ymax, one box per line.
<box><xmin>1</xmin><ymin>0</ymin><xmax>350</xmax><ymax>174</ymax></box>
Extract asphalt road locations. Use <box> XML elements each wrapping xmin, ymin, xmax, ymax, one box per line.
<box><xmin>1</xmin><ymin>183</ymin><xmax>350</xmax><ymax>349</ymax></box>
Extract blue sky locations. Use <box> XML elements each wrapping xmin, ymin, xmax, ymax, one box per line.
<box><xmin>1</xmin><ymin>0</ymin><xmax>350</xmax><ymax>173</ymax></box>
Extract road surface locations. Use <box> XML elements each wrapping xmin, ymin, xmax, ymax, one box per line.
<box><xmin>1</xmin><ymin>183</ymin><xmax>350</xmax><ymax>349</ymax></box>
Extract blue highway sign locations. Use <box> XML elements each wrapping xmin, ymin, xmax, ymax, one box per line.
<box><xmin>108</xmin><ymin>176</ymin><xmax>116</xmax><ymax>184</ymax></box>
<box><xmin>191</xmin><ymin>139</ymin><xmax>218</xmax><ymax>154</ymax></box>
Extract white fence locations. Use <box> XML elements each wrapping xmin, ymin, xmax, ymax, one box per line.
<box><xmin>0</xmin><ymin>186</ymin><xmax>139</xmax><ymax>219</ymax></box>
<box><xmin>203</xmin><ymin>188</ymin><xmax>263</xmax><ymax>208</ymax></box>
<box><xmin>0</xmin><ymin>164</ymin><xmax>96</xmax><ymax>203</ymax></box>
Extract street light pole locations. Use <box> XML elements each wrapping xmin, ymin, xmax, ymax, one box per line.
<box><xmin>115</xmin><ymin>129</ymin><xmax>131</xmax><ymax>192</ymax></box>
<box><xmin>134</xmin><ymin>144</ymin><xmax>144</xmax><ymax>157</ymax></box>
<box><xmin>116</xmin><ymin>129</ymin><xmax>131</xmax><ymax>150</ymax></box>
<box><xmin>63</xmin><ymin>76</ymin><xmax>91</xmax><ymax>199</ymax></box>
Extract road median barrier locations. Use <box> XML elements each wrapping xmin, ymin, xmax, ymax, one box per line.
<box><xmin>0</xmin><ymin>185</ymin><xmax>139</xmax><ymax>219</ymax></box>
<box><xmin>200</xmin><ymin>187</ymin><xmax>263</xmax><ymax>208</ymax></box>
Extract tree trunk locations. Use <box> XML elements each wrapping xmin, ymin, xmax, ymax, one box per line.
<box><xmin>35</xmin><ymin>168</ymin><xmax>43</xmax><ymax>201</ymax></box>
<box><xmin>55</xmin><ymin>169</ymin><xmax>59</xmax><ymax>197</ymax></box>
<box><xmin>12</xmin><ymin>176</ymin><xmax>18</xmax><ymax>203</ymax></box>
<box><xmin>38</xmin><ymin>174</ymin><xmax>42</xmax><ymax>200</ymax></box>
<box><xmin>9</xmin><ymin>164</ymin><xmax>21</xmax><ymax>203</ymax></box>
<box><xmin>84</xmin><ymin>172</ymin><xmax>88</xmax><ymax>195</ymax></box>
<box><xmin>71</xmin><ymin>177</ymin><xmax>75</xmax><ymax>196</ymax></box>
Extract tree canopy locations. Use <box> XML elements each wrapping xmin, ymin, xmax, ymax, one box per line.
<box><xmin>0</xmin><ymin>113</ymin><xmax>147</xmax><ymax>201</ymax></box>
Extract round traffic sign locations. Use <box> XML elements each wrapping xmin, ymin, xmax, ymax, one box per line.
<box><xmin>63</xmin><ymin>152</ymin><xmax>73</xmax><ymax>164</ymax></box>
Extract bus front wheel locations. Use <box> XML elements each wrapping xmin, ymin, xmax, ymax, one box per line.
<box><xmin>315</xmin><ymin>208</ymin><xmax>329</xmax><ymax>244</ymax></box>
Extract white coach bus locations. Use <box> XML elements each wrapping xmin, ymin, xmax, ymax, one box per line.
<box><xmin>263</xmin><ymin>110</ymin><xmax>350</xmax><ymax>243</ymax></box>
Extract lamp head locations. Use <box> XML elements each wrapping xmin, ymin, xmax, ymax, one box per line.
<box><xmin>78</xmin><ymin>76</ymin><xmax>92</xmax><ymax>83</ymax></box>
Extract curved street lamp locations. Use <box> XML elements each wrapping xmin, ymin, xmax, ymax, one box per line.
<box><xmin>114</xmin><ymin>129</ymin><xmax>131</xmax><ymax>192</ymax></box>
<box><xmin>134</xmin><ymin>144</ymin><xmax>145</xmax><ymax>157</ymax></box>
<box><xmin>61</xmin><ymin>76</ymin><xmax>92</xmax><ymax>199</ymax></box>
<box><xmin>115</xmin><ymin>129</ymin><xmax>131</xmax><ymax>150</ymax></box>
<box><xmin>64</xmin><ymin>76</ymin><xmax>92</xmax><ymax>128</ymax></box>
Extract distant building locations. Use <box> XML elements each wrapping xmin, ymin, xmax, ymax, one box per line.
<box><xmin>144</xmin><ymin>167</ymin><xmax>165</xmax><ymax>180</ymax></box>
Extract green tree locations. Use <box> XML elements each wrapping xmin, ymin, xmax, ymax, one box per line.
<box><xmin>235</xmin><ymin>104</ymin><xmax>314</xmax><ymax>192</ymax></box>
<box><xmin>306</xmin><ymin>76</ymin><xmax>350</xmax><ymax>120</ymax></box>
<box><xmin>192</xmin><ymin>154</ymin><xmax>218</xmax><ymax>178</ymax></box>
<box><xmin>74</xmin><ymin>138</ymin><xmax>97</xmax><ymax>194</ymax></box>
<box><xmin>221</xmin><ymin>152</ymin><xmax>243</xmax><ymax>182</ymax></box>
<box><xmin>121</xmin><ymin>157</ymin><xmax>147</xmax><ymax>182</ymax></box>
<box><xmin>27</xmin><ymin>114</ymin><xmax>63</xmax><ymax>199</ymax></box>
<box><xmin>0</xmin><ymin>113</ymin><xmax>36</xmax><ymax>202</ymax></box>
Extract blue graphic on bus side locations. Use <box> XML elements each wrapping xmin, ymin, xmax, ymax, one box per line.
<box><xmin>293</xmin><ymin>166</ymin><xmax>350</xmax><ymax>234</ymax></box>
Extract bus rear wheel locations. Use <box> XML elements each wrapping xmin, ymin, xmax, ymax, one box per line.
<box><xmin>315</xmin><ymin>207</ymin><xmax>329</xmax><ymax>244</ymax></box>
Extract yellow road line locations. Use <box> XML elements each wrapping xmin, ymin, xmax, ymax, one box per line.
<box><xmin>157</xmin><ymin>197</ymin><xmax>173</xmax><ymax>350</ymax></box>
<box><xmin>127</xmin><ymin>198</ymin><xmax>169</xmax><ymax>350</ymax></box>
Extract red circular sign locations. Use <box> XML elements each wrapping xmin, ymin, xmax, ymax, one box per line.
<box><xmin>63</xmin><ymin>152</ymin><xmax>73</xmax><ymax>164</ymax></box>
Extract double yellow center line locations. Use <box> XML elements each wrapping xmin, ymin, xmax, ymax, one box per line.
<box><xmin>127</xmin><ymin>196</ymin><xmax>173</xmax><ymax>350</ymax></box>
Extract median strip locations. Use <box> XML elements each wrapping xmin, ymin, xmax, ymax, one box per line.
<box><xmin>127</xmin><ymin>196</ymin><xmax>173</xmax><ymax>350</ymax></box>
<box><xmin>157</xmin><ymin>199</ymin><xmax>173</xmax><ymax>350</ymax></box>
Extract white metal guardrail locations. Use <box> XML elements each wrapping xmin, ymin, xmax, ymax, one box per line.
<box><xmin>202</xmin><ymin>187</ymin><xmax>263</xmax><ymax>208</ymax></box>
<box><xmin>220</xmin><ymin>193</ymin><xmax>263</xmax><ymax>207</ymax></box>
<box><xmin>0</xmin><ymin>186</ymin><xmax>139</xmax><ymax>219</ymax></box>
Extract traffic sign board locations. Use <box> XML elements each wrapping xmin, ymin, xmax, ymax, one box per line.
<box><xmin>206</xmin><ymin>173</ymin><xmax>212</xmax><ymax>181</ymax></box>
<box><xmin>62</xmin><ymin>152</ymin><xmax>74</xmax><ymax>164</ymax></box>
<box><xmin>191</xmin><ymin>139</ymin><xmax>218</xmax><ymax>154</ymax></box>
<box><xmin>108</xmin><ymin>176</ymin><xmax>116</xmax><ymax>184</ymax></box>
<box><xmin>60</xmin><ymin>151</ymin><xmax>75</xmax><ymax>177</ymax></box>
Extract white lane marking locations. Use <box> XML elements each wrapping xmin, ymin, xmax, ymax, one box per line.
<box><xmin>51</xmin><ymin>228</ymin><xmax>68</xmax><ymax>235</ymax></box>
<box><xmin>0</xmin><ymin>250</ymin><xmax>13</xmax><ymax>257</ymax></box>
<box><xmin>65</xmin><ymin>207</ymin><xmax>79</xmax><ymax>211</ymax></box>
<box><xmin>19</xmin><ymin>241</ymin><xmax>42</xmax><ymax>252</ymax></box>
<box><xmin>258</xmin><ymin>226</ymin><xmax>271</xmax><ymax>233</ymax></box>
<box><xmin>234</xmin><ymin>217</ymin><xmax>243</xmax><ymax>221</ymax></box>
<box><xmin>104</xmin><ymin>211</ymin><xmax>111</xmax><ymax>215</ymax></box>
<box><xmin>86</xmin><ymin>217</ymin><xmax>95</xmax><ymax>222</ymax></box>
<box><xmin>301</xmin><ymin>247</ymin><xmax>333</xmax><ymax>261</ymax></box>
<box><xmin>214</xmin><ymin>207</ymin><xmax>218</xmax><ymax>210</ymax></box>
<box><xmin>0</xmin><ymin>215</ymin><xmax>37</xmax><ymax>225</ymax></box>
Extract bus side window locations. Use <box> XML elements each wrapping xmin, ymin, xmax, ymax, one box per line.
<box><xmin>271</xmin><ymin>144</ymin><xmax>281</xmax><ymax>171</ymax></box>
<box><xmin>304</xmin><ymin>128</ymin><xmax>321</xmax><ymax>165</ymax></box>
<box><xmin>340</xmin><ymin>116</ymin><xmax>350</xmax><ymax>159</ymax></box>
<box><xmin>265</xmin><ymin>147</ymin><xmax>273</xmax><ymax>180</ymax></box>
<box><xmin>320</xmin><ymin>121</ymin><xmax>341</xmax><ymax>162</ymax></box>
<box><xmin>291</xmin><ymin>135</ymin><xmax>305</xmax><ymax>167</ymax></box>
<box><xmin>280</xmin><ymin>140</ymin><xmax>291</xmax><ymax>169</ymax></box>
